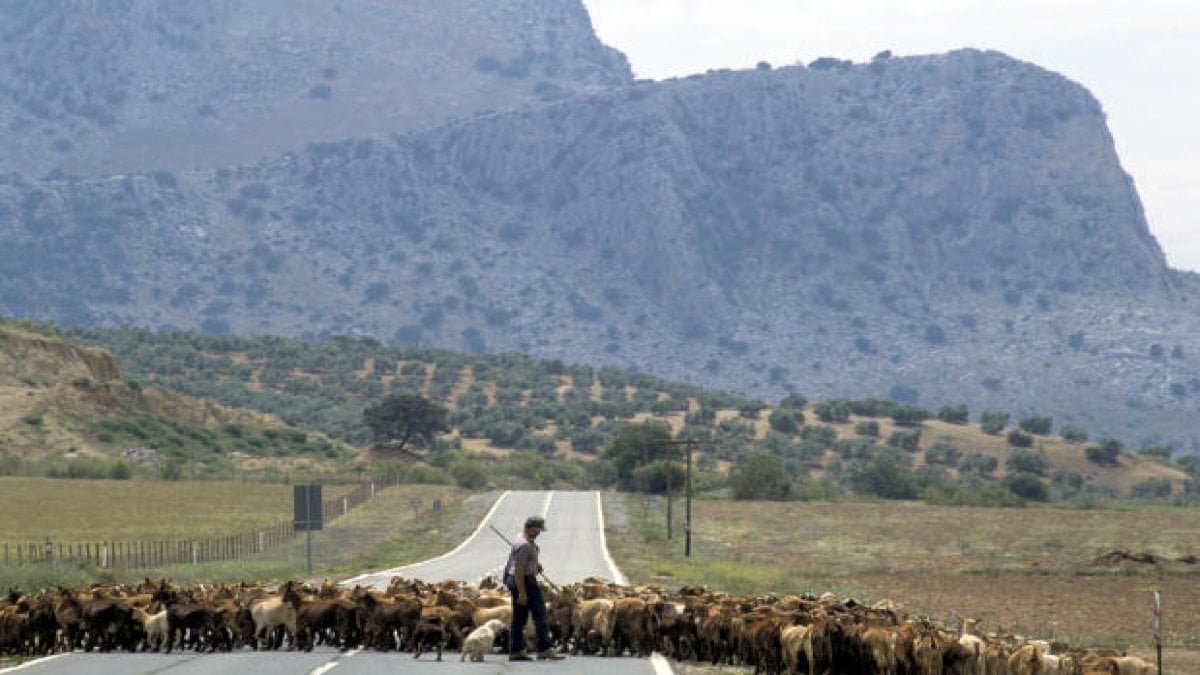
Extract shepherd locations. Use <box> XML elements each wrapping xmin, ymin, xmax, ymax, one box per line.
<box><xmin>502</xmin><ymin>515</ymin><xmax>564</xmax><ymax>661</ymax></box>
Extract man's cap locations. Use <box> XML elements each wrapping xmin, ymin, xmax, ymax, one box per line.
<box><xmin>525</xmin><ymin>515</ymin><xmax>547</xmax><ymax>531</ymax></box>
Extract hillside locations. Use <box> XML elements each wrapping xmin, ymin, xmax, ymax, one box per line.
<box><xmin>2</xmin><ymin>2</ymin><xmax>1200</xmax><ymax>453</ymax></box>
<box><xmin>54</xmin><ymin>322</ymin><xmax>1193</xmax><ymax>501</ymax></box>
<box><xmin>0</xmin><ymin>0</ymin><xmax>629</xmax><ymax>178</ymax></box>
<box><xmin>0</xmin><ymin>319</ymin><xmax>354</xmax><ymax>477</ymax></box>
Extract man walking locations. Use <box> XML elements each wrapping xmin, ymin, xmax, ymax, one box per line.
<box><xmin>504</xmin><ymin>515</ymin><xmax>564</xmax><ymax>661</ymax></box>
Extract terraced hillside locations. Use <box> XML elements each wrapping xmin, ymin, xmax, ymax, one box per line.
<box><xmin>49</xmin><ymin>322</ymin><xmax>1194</xmax><ymax>501</ymax></box>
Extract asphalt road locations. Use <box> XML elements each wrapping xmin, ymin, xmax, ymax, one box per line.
<box><xmin>345</xmin><ymin>489</ymin><xmax>628</xmax><ymax>589</ymax></box>
<box><xmin>2</xmin><ymin>490</ymin><xmax>669</xmax><ymax>675</ymax></box>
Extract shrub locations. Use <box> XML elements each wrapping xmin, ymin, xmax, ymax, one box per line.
<box><xmin>832</xmin><ymin>437</ymin><xmax>875</xmax><ymax>460</ymax></box>
<box><xmin>1018</xmin><ymin>416</ymin><xmax>1053</xmax><ymax>435</ymax></box>
<box><xmin>1137</xmin><ymin>444</ymin><xmax>1172</xmax><ymax>462</ymax></box>
<box><xmin>160</xmin><ymin>457</ymin><xmax>184</xmax><ymax>481</ymax></box>
<box><xmin>570</xmin><ymin>429</ymin><xmax>605</xmax><ymax>454</ymax></box>
<box><xmin>1003</xmin><ymin>473</ymin><xmax>1049</xmax><ymax>501</ymax></box>
<box><xmin>1007</xmin><ymin>430</ymin><xmax>1033</xmax><ymax>447</ymax></box>
<box><xmin>1007</xmin><ymin>448</ymin><xmax>1049</xmax><ymax>475</ymax></box>
<box><xmin>890</xmin><ymin>404</ymin><xmax>930</xmax><ymax>426</ymax></box>
<box><xmin>108</xmin><ymin>461</ymin><xmax>133</xmax><ymax>480</ymax></box>
<box><xmin>886</xmin><ymin>429</ymin><xmax>922</xmax><ymax>452</ymax></box>
<box><xmin>729</xmin><ymin>453</ymin><xmax>791</xmax><ymax>500</ymax></box>
<box><xmin>923</xmin><ymin>483</ymin><xmax>1025</xmax><ymax>508</ymax></box>
<box><xmin>633</xmin><ymin>460</ymin><xmax>687</xmax><ymax>495</ymax></box>
<box><xmin>768</xmin><ymin>408</ymin><xmax>800</xmax><ymax>434</ymax></box>
<box><xmin>1085</xmin><ymin>438</ymin><xmax>1123</xmax><ymax>467</ymax></box>
<box><xmin>924</xmin><ymin>442</ymin><xmax>961</xmax><ymax>466</ymax></box>
<box><xmin>959</xmin><ymin>452</ymin><xmax>998</xmax><ymax>475</ymax></box>
<box><xmin>738</xmin><ymin>401</ymin><xmax>768</xmax><ymax>419</ymax></box>
<box><xmin>813</xmin><ymin>400</ymin><xmax>851</xmax><ymax>423</ymax></box>
<box><xmin>407</xmin><ymin>464</ymin><xmax>452</xmax><ymax>485</ymax></box>
<box><xmin>1051</xmin><ymin>468</ymin><xmax>1084</xmax><ymax>490</ymax></box>
<box><xmin>849</xmin><ymin>399</ymin><xmax>896</xmax><ymax>417</ymax></box>
<box><xmin>854</xmin><ymin>421</ymin><xmax>880</xmax><ymax>438</ymax></box>
<box><xmin>450</xmin><ymin>461</ymin><xmax>490</xmax><ymax>490</ymax></box>
<box><xmin>849</xmin><ymin>458</ymin><xmax>917</xmax><ymax>500</ymax></box>
<box><xmin>1130</xmin><ymin>477</ymin><xmax>1173</xmax><ymax>500</ymax></box>
<box><xmin>1060</xmin><ymin>425</ymin><xmax>1088</xmax><ymax>443</ymax></box>
<box><xmin>685</xmin><ymin>408</ymin><xmax>716</xmax><ymax>426</ymax></box>
<box><xmin>800</xmin><ymin>425</ymin><xmax>837</xmax><ymax>446</ymax></box>
<box><xmin>936</xmin><ymin>404</ymin><xmax>968</xmax><ymax>424</ymax></box>
<box><xmin>980</xmin><ymin>411</ymin><xmax>1010</xmax><ymax>435</ymax></box>
<box><xmin>779</xmin><ymin>393</ymin><xmax>808</xmax><ymax>409</ymax></box>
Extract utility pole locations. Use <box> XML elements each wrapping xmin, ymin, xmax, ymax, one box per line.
<box><xmin>651</xmin><ymin>438</ymin><xmax>713</xmax><ymax>557</ymax></box>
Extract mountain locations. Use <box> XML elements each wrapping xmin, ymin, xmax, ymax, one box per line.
<box><xmin>0</xmin><ymin>0</ymin><xmax>630</xmax><ymax>177</ymax></box>
<box><xmin>2</xmin><ymin>2</ymin><xmax>1200</xmax><ymax>452</ymax></box>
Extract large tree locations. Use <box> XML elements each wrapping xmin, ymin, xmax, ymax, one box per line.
<box><xmin>730</xmin><ymin>452</ymin><xmax>791</xmax><ymax>500</ymax></box>
<box><xmin>605</xmin><ymin>421</ymin><xmax>672</xmax><ymax>490</ymax></box>
<box><xmin>363</xmin><ymin>393</ymin><xmax>450</xmax><ymax>453</ymax></box>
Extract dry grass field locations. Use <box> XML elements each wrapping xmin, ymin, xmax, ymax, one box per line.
<box><xmin>605</xmin><ymin>494</ymin><xmax>1200</xmax><ymax>674</ymax></box>
<box><xmin>0</xmin><ymin>477</ymin><xmax>360</xmax><ymax>542</ymax></box>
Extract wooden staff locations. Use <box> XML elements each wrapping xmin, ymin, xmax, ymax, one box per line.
<box><xmin>488</xmin><ymin>524</ymin><xmax>561</xmax><ymax>593</ymax></box>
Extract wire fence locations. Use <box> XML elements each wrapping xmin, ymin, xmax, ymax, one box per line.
<box><xmin>0</xmin><ymin>476</ymin><xmax>403</xmax><ymax>570</ymax></box>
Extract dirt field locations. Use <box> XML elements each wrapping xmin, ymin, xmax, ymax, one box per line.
<box><xmin>606</xmin><ymin>494</ymin><xmax>1200</xmax><ymax>674</ymax></box>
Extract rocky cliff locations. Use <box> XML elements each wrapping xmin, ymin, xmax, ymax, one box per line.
<box><xmin>2</xmin><ymin>3</ymin><xmax>1199</xmax><ymax>451</ymax></box>
<box><xmin>0</xmin><ymin>0</ymin><xmax>629</xmax><ymax>177</ymax></box>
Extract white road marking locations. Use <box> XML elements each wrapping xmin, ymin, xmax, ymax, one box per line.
<box><xmin>307</xmin><ymin>647</ymin><xmax>361</xmax><ymax>675</ymax></box>
<box><xmin>650</xmin><ymin>652</ymin><xmax>676</xmax><ymax>675</ymax></box>
<box><xmin>0</xmin><ymin>654</ymin><xmax>69</xmax><ymax>673</ymax></box>
<box><xmin>595</xmin><ymin>491</ymin><xmax>627</xmax><ymax>585</ymax></box>
<box><xmin>342</xmin><ymin>491</ymin><xmax>511</xmax><ymax>586</ymax></box>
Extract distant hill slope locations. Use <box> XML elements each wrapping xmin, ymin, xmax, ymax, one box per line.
<box><xmin>2</xmin><ymin>3</ymin><xmax>1199</xmax><ymax>452</ymax></box>
<box><xmin>56</xmin><ymin>322</ymin><xmax>1193</xmax><ymax>500</ymax></box>
<box><xmin>0</xmin><ymin>0</ymin><xmax>630</xmax><ymax>177</ymax></box>
<box><xmin>0</xmin><ymin>319</ymin><xmax>353</xmax><ymax>475</ymax></box>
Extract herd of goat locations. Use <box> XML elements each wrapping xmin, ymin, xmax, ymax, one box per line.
<box><xmin>0</xmin><ymin>575</ymin><xmax>1153</xmax><ymax>674</ymax></box>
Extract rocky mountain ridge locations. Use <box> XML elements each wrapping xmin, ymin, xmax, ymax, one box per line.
<box><xmin>2</xmin><ymin>2</ymin><xmax>1199</xmax><ymax>451</ymax></box>
<box><xmin>0</xmin><ymin>0</ymin><xmax>629</xmax><ymax>178</ymax></box>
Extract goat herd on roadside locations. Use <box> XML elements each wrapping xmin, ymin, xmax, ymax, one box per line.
<box><xmin>0</xmin><ymin>575</ymin><xmax>1153</xmax><ymax>674</ymax></box>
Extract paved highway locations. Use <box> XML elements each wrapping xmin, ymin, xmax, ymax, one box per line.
<box><xmin>2</xmin><ymin>490</ymin><xmax>670</xmax><ymax>675</ymax></box>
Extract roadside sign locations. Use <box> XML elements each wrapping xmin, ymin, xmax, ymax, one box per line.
<box><xmin>294</xmin><ymin>484</ymin><xmax>323</xmax><ymax>531</ymax></box>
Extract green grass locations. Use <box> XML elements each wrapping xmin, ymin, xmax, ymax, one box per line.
<box><xmin>0</xmin><ymin>484</ymin><xmax>493</xmax><ymax>589</ymax></box>
<box><xmin>0</xmin><ymin>477</ymin><xmax>368</xmax><ymax>541</ymax></box>
<box><xmin>604</xmin><ymin>492</ymin><xmax>873</xmax><ymax>598</ymax></box>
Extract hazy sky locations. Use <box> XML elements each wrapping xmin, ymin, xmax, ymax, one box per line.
<box><xmin>583</xmin><ymin>0</ymin><xmax>1200</xmax><ymax>272</ymax></box>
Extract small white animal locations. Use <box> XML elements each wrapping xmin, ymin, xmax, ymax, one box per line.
<box><xmin>460</xmin><ymin>618</ymin><xmax>507</xmax><ymax>662</ymax></box>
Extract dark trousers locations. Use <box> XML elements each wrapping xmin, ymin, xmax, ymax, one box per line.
<box><xmin>506</xmin><ymin>575</ymin><xmax>552</xmax><ymax>653</ymax></box>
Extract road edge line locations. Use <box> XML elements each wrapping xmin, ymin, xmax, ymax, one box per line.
<box><xmin>594</xmin><ymin>491</ymin><xmax>627</xmax><ymax>585</ymax></box>
<box><xmin>342</xmin><ymin>490</ymin><xmax>511</xmax><ymax>586</ymax></box>
<box><xmin>0</xmin><ymin>654</ymin><xmax>69</xmax><ymax>673</ymax></box>
<box><xmin>650</xmin><ymin>652</ymin><xmax>677</xmax><ymax>675</ymax></box>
